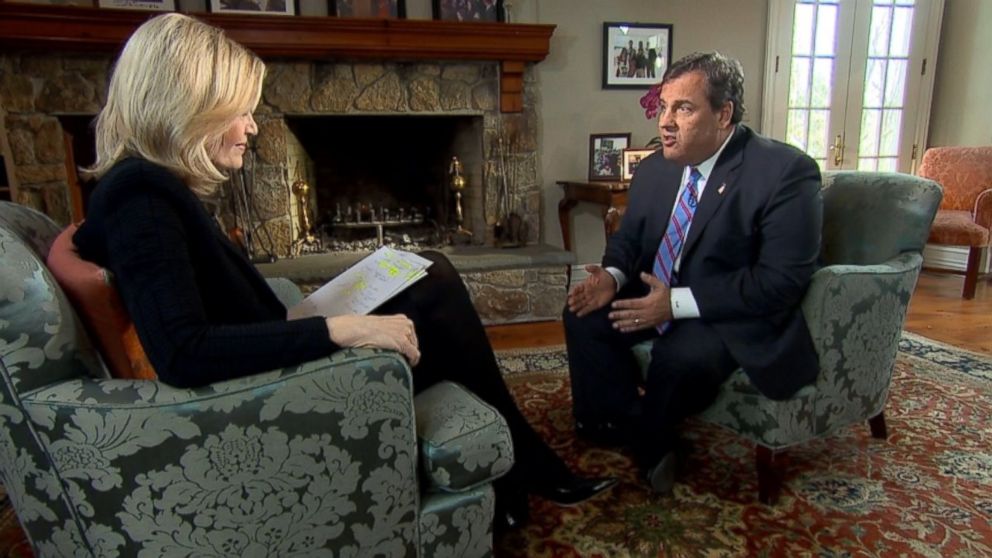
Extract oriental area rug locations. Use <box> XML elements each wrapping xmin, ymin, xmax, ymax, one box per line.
<box><xmin>492</xmin><ymin>333</ymin><xmax>992</xmax><ymax>557</ymax></box>
<box><xmin>0</xmin><ymin>333</ymin><xmax>989</xmax><ymax>557</ymax></box>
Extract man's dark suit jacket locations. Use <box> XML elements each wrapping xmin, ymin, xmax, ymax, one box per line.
<box><xmin>604</xmin><ymin>125</ymin><xmax>823</xmax><ymax>400</ymax></box>
<box><xmin>74</xmin><ymin>158</ymin><xmax>337</xmax><ymax>388</ymax></box>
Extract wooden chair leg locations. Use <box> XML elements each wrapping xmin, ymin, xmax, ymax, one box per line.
<box><xmin>756</xmin><ymin>445</ymin><xmax>783</xmax><ymax>505</ymax></box>
<box><xmin>963</xmin><ymin>246</ymin><xmax>981</xmax><ymax>299</ymax></box>
<box><xmin>869</xmin><ymin>412</ymin><xmax>888</xmax><ymax>439</ymax></box>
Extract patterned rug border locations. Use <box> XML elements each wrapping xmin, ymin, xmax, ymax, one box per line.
<box><xmin>496</xmin><ymin>331</ymin><xmax>992</xmax><ymax>383</ymax></box>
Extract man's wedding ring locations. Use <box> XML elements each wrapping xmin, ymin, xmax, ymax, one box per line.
<box><xmin>634</xmin><ymin>318</ymin><xmax>641</xmax><ymax>325</ymax></box>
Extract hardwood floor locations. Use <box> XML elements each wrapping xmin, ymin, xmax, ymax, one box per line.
<box><xmin>487</xmin><ymin>270</ymin><xmax>992</xmax><ymax>355</ymax></box>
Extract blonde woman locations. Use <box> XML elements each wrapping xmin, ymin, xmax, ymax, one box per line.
<box><xmin>75</xmin><ymin>13</ymin><xmax>614</xmax><ymax>531</ymax></box>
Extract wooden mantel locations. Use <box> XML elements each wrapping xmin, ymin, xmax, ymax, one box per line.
<box><xmin>0</xmin><ymin>3</ymin><xmax>556</xmax><ymax>113</ymax></box>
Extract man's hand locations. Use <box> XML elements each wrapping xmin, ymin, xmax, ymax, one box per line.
<box><xmin>608</xmin><ymin>272</ymin><xmax>672</xmax><ymax>333</ymax></box>
<box><xmin>566</xmin><ymin>264</ymin><xmax>617</xmax><ymax>317</ymax></box>
<box><xmin>326</xmin><ymin>314</ymin><xmax>421</xmax><ymax>366</ymax></box>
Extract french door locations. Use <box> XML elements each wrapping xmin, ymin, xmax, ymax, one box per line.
<box><xmin>762</xmin><ymin>0</ymin><xmax>943</xmax><ymax>172</ymax></box>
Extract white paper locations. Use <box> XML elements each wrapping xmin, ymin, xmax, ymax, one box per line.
<box><xmin>287</xmin><ymin>247</ymin><xmax>433</xmax><ymax>320</ymax></box>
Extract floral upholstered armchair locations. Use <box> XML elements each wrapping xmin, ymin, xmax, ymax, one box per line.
<box><xmin>0</xmin><ymin>201</ymin><xmax>512</xmax><ymax>557</ymax></box>
<box><xmin>634</xmin><ymin>171</ymin><xmax>942</xmax><ymax>504</ymax></box>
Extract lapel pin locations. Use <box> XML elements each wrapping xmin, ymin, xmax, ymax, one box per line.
<box><xmin>717</xmin><ymin>183</ymin><xmax>726</xmax><ymax>195</ymax></box>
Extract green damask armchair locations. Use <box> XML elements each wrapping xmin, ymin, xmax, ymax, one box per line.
<box><xmin>0</xmin><ymin>201</ymin><xmax>512</xmax><ymax>557</ymax></box>
<box><xmin>634</xmin><ymin>171</ymin><xmax>942</xmax><ymax>504</ymax></box>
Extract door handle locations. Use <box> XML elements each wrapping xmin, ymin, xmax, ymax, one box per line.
<box><xmin>829</xmin><ymin>134</ymin><xmax>844</xmax><ymax>166</ymax></box>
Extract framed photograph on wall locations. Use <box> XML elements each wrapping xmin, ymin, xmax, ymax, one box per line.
<box><xmin>330</xmin><ymin>0</ymin><xmax>405</xmax><ymax>18</ymax></box>
<box><xmin>98</xmin><ymin>0</ymin><xmax>174</xmax><ymax>9</ymax></box>
<box><xmin>621</xmin><ymin>148</ymin><xmax>656</xmax><ymax>181</ymax></box>
<box><xmin>588</xmin><ymin>133</ymin><xmax>631</xmax><ymax>182</ymax></box>
<box><xmin>15</xmin><ymin>1</ymin><xmax>95</xmax><ymax>6</ymax></box>
<box><xmin>603</xmin><ymin>22</ymin><xmax>673</xmax><ymax>89</ymax></box>
<box><xmin>210</xmin><ymin>0</ymin><xmax>295</xmax><ymax>16</ymax></box>
<box><xmin>432</xmin><ymin>0</ymin><xmax>502</xmax><ymax>22</ymax></box>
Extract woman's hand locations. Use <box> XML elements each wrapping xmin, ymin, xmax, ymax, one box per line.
<box><xmin>326</xmin><ymin>314</ymin><xmax>421</xmax><ymax>366</ymax></box>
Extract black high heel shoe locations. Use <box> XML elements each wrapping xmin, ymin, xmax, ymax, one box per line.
<box><xmin>531</xmin><ymin>474</ymin><xmax>618</xmax><ymax>507</ymax></box>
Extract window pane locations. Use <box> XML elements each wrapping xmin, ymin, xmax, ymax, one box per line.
<box><xmin>863</xmin><ymin>58</ymin><xmax>886</xmax><ymax>107</ymax></box>
<box><xmin>884</xmin><ymin>59</ymin><xmax>907</xmax><ymax>107</ymax></box>
<box><xmin>808</xmin><ymin>109</ymin><xmax>830</xmax><ymax>158</ymax></box>
<box><xmin>787</xmin><ymin>109</ymin><xmax>809</xmax><ymax>151</ymax></box>
<box><xmin>890</xmin><ymin>6</ymin><xmax>914</xmax><ymax>57</ymax></box>
<box><xmin>815</xmin><ymin>4</ymin><xmax>838</xmax><ymax>56</ymax></box>
<box><xmin>813</xmin><ymin>158</ymin><xmax>827</xmax><ymax>171</ymax></box>
<box><xmin>789</xmin><ymin>57</ymin><xmax>812</xmax><ymax>107</ymax></box>
<box><xmin>858</xmin><ymin>158</ymin><xmax>878</xmax><ymax>171</ymax></box>
<box><xmin>880</xmin><ymin>109</ymin><xmax>902</xmax><ymax>156</ymax></box>
<box><xmin>877</xmin><ymin>158</ymin><xmax>898</xmax><ymax>172</ymax></box>
<box><xmin>869</xmin><ymin>6</ymin><xmax>893</xmax><ymax>57</ymax></box>
<box><xmin>792</xmin><ymin>3</ymin><xmax>815</xmax><ymax>56</ymax></box>
<box><xmin>860</xmin><ymin>109</ymin><xmax>881</xmax><ymax>157</ymax></box>
<box><xmin>873</xmin><ymin>0</ymin><xmax>894</xmax><ymax>5</ymax></box>
<box><xmin>811</xmin><ymin>57</ymin><xmax>833</xmax><ymax>107</ymax></box>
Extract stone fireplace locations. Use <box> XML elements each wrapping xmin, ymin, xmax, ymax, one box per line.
<box><xmin>0</xmin><ymin>8</ymin><xmax>570</xmax><ymax>323</ymax></box>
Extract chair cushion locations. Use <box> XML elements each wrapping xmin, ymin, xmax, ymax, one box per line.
<box><xmin>927</xmin><ymin>210</ymin><xmax>991</xmax><ymax>247</ymax></box>
<box><xmin>45</xmin><ymin>225</ymin><xmax>157</xmax><ymax>380</ymax></box>
<box><xmin>414</xmin><ymin>381</ymin><xmax>513</xmax><ymax>492</ymax></box>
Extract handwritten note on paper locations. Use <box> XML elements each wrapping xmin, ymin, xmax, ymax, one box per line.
<box><xmin>287</xmin><ymin>247</ymin><xmax>433</xmax><ymax>320</ymax></box>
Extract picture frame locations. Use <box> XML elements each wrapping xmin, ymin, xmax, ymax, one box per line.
<box><xmin>432</xmin><ymin>0</ymin><xmax>502</xmax><ymax>22</ymax></box>
<box><xmin>621</xmin><ymin>148</ymin><xmax>656</xmax><ymax>182</ymax></box>
<box><xmin>603</xmin><ymin>22</ymin><xmax>673</xmax><ymax>89</ymax></box>
<box><xmin>97</xmin><ymin>0</ymin><xmax>174</xmax><ymax>9</ymax></box>
<box><xmin>588</xmin><ymin>133</ymin><xmax>631</xmax><ymax>182</ymax></box>
<box><xmin>14</xmin><ymin>0</ymin><xmax>95</xmax><ymax>6</ymax></box>
<box><xmin>330</xmin><ymin>0</ymin><xmax>405</xmax><ymax>18</ymax></box>
<box><xmin>209</xmin><ymin>0</ymin><xmax>295</xmax><ymax>16</ymax></box>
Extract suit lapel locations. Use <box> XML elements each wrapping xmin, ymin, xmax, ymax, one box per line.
<box><xmin>646</xmin><ymin>163</ymin><xmax>684</xmax><ymax>248</ymax></box>
<box><xmin>682</xmin><ymin>127</ymin><xmax>747</xmax><ymax>259</ymax></box>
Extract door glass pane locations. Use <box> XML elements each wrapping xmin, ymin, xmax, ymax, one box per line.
<box><xmin>793</xmin><ymin>3</ymin><xmax>815</xmax><ymax>55</ymax></box>
<box><xmin>787</xmin><ymin>109</ymin><xmax>809</xmax><ymax>150</ymax></box>
<box><xmin>808</xmin><ymin>110</ymin><xmax>830</xmax><ymax>158</ymax></box>
<box><xmin>877</xmin><ymin>157</ymin><xmax>898</xmax><ymax>172</ymax></box>
<box><xmin>869</xmin><ymin>6</ymin><xmax>893</xmax><ymax>56</ymax></box>
<box><xmin>789</xmin><ymin>57</ymin><xmax>812</xmax><ymax>106</ymax></box>
<box><xmin>884</xmin><ymin>59</ymin><xmax>907</xmax><ymax>106</ymax></box>
<box><xmin>811</xmin><ymin>57</ymin><xmax>833</xmax><ymax>107</ymax></box>
<box><xmin>858</xmin><ymin>158</ymin><xmax>879</xmax><ymax>171</ymax></box>
<box><xmin>860</xmin><ymin>109</ymin><xmax>881</xmax><ymax>156</ymax></box>
<box><xmin>890</xmin><ymin>6</ymin><xmax>914</xmax><ymax>56</ymax></box>
<box><xmin>880</xmin><ymin>109</ymin><xmax>902</xmax><ymax>156</ymax></box>
<box><xmin>814</xmin><ymin>4</ymin><xmax>838</xmax><ymax>55</ymax></box>
<box><xmin>863</xmin><ymin>58</ymin><xmax>886</xmax><ymax>107</ymax></box>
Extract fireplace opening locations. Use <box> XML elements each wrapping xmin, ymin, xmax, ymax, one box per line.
<box><xmin>283</xmin><ymin>114</ymin><xmax>485</xmax><ymax>252</ymax></box>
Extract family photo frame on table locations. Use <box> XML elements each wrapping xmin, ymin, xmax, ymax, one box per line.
<box><xmin>97</xmin><ymin>0</ymin><xmax>175</xmax><ymax>9</ymax></box>
<box><xmin>621</xmin><ymin>148</ymin><xmax>656</xmax><ymax>181</ymax></box>
<box><xmin>330</xmin><ymin>0</ymin><xmax>405</xmax><ymax>18</ymax></box>
<box><xmin>209</xmin><ymin>0</ymin><xmax>295</xmax><ymax>15</ymax></box>
<box><xmin>588</xmin><ymin>133</ymin><xmax>631</xmax><ymax>182</ymax></box>
<box><xmin>602</xmin><ymin>21</ymin><xmax>673</xmax><ymax>89</ymax></box>
<box><xmin>432</xmin><ymin>0</ymin><xmax>502</xmax><ymax>22</ymax></box>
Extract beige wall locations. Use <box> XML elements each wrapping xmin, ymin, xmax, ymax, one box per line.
<box><xmin>516</xmin><ymin>0</ymin><xmax>768</xmax><ymax>263</ymax></box>
<box><xmin>927</xmin><ymin>0</ymin><xmax>992</xmax><ymax>147</ymax></box>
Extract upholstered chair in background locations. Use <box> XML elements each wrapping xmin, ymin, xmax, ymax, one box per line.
<box><xmin>634</xmin><ymin>171</ymin><xmax>942</xmax><ymax>504</ymax></box>
<box><xmin>916</xmin><ymin>145</ymin><xmax>992</xmax><ymax>299</ymax></box>
<box><xmin>0</xmin><ymin>201</ymin><xmax>512</xmax><ymax>557</ymax></box>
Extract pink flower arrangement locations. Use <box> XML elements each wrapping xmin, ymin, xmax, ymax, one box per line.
<box><xmin>639</xmin><ymin>83</ymin><xmax>662</xmax><ymax>119</ymax></box>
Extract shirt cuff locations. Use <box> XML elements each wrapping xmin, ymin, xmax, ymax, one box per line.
<box><xmin>670</xmin><ymin>287</ymin><xmax>700</xmax><ymax>319</ymax></box>
<box><xmin>604</xmin><ymin>266</ymin><xmax>627</xmax><ymax>293</ymax></box>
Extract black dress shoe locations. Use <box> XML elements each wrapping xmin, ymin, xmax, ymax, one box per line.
<box><xmin>643</xmin><ymin>441</ymin><xmax>691</xmax><ymax>495</ymax></box>
<box><xmin>532</xmin><ymin>475</ymin><xmax>618</xmax><ymax>507</ymax></box>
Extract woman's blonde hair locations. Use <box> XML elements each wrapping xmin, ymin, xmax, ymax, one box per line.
<box><xmin>86</xmin><ymin>13</ymin><xmax>265</xmax><ymax>195</ymax></box>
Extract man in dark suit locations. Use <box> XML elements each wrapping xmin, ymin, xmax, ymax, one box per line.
<box><xmin>563</xmin><ymin>52</ymin><xmax>823</xmax><ymax>493</ymax></box>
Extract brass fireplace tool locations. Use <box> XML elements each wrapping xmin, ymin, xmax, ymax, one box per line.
<box><xmin>449</xmin><ymin>156</ymin><xmax>473</xmax><ymax>241</ymax></box>
<box><xmin>290</xmin><ymin>170</ymin><xmax>322</xmax><ymax>257</ymax></box>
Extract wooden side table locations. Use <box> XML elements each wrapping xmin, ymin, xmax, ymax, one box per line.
<box><xmin>556</xmin><ymin>180</ymin><xmax>629</xmax><ymax>252</ymax></box>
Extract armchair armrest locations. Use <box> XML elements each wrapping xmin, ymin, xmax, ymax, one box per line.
<box><xmin>18</xmin><ymin>348</ymin><xmax>421</xmax><ymax>556</ymax></box>
<box><xmin>265</xmin><ymin>277</ymin><xmax>304</xmax><ymax>308</ymax></box>
<box><xmin>974</xmin><ymin>188</ymin><xmax>992</xmax><ymax>231</ymax></box>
